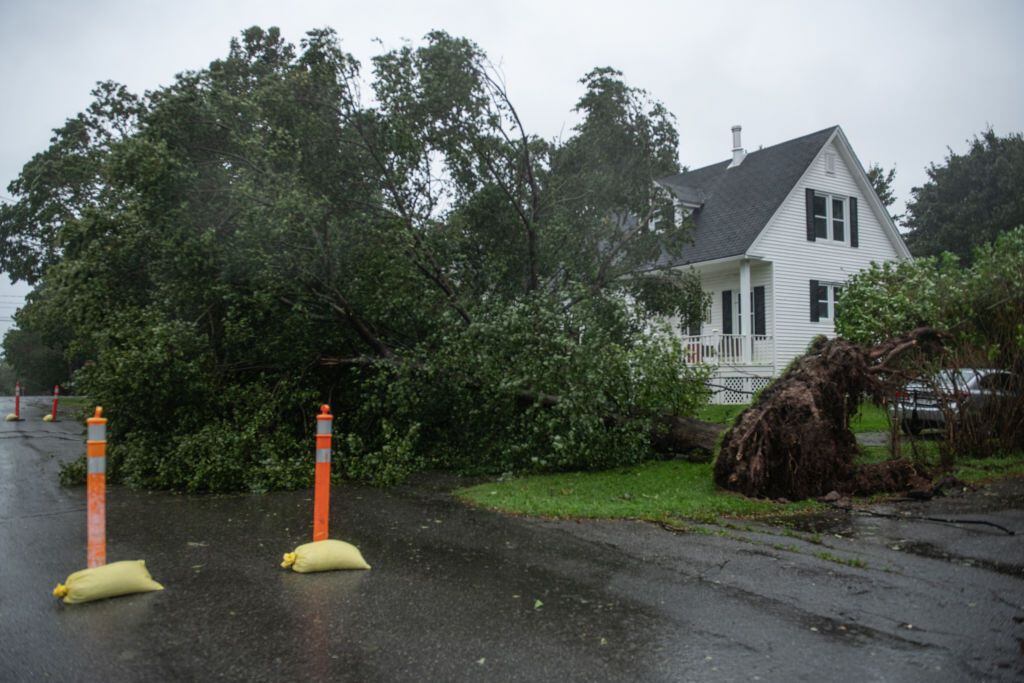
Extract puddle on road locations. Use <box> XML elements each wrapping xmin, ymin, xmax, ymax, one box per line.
<box><xmin>898</xmin><ymin>540</ymin><xmax>1024</xmax><ymax>578</ymax></box>
<box><xmin>759</xmin><ymin>511</ymin><xmax>859</xmax><ymax>536</ymax></box>
<box><xmin>757</xmin><ymin>508</ymin><xmax>1024</xmax><ymax>577</ymax></box>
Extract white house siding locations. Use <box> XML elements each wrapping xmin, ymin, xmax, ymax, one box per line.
<box><xmin>696</xmin><ymin>268</ymin><xmax>736</xmax><ymax>334</ymax></box>
<box><xmin>747</xmin><ymin>136</ymin><xmax>906</xmax><ymax>370</ymax></box>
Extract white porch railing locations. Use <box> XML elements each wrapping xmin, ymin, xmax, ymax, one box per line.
<box><xmin>680</xmin><ymin>333</ymin><xmax>773</xmax><ymax>366</ymax></box>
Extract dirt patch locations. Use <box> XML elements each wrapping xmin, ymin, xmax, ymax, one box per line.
<box><xmin>844</xmin><ymin>460</ymin><xmax>933</xmax><ymax>497</ymax></box>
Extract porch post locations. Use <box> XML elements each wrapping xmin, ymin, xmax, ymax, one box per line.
<box><xmin>739</xmin><ymin>259</ymin><xmax>752</xmax><ymax>363</ymax></box>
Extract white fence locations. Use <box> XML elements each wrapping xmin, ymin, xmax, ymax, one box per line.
<box><xmin>707</xmin><ymin>374</ymin><xmax>774</xmax><ymax>404</ymax></box>
<box><xmin>680</xmin><ymin>334</ymin><xmax>773</xmax><ymax>366</ymax></box>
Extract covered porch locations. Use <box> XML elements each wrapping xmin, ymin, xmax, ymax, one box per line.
<box><xmin>677</xmin><ymin>256</ymin><xmax>775</xmax><ymax>368</ymax></box>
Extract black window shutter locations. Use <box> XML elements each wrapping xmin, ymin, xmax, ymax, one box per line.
<box><xmin>809</xmin><ymin>280</ymin><xmax>819</xmax><ymax>322</ymax></box>
<box><xmin>805</xmin><ymin>188</ymin><xmax>816</xmax><ymax>241</ymax></box>
<box><xmin>849</xmin><ymin>197</ymin><xmax>859</xmax><ymax>247</ymax></box>
<box><xmin>753</xmin><ymin>286</ymin><xmax>766</xmax><ymax>336</ymax></box>
<box><xmin>722</xmin><ymin>290</ymin><xmax>733</xmax><ymax>334</ymax></box>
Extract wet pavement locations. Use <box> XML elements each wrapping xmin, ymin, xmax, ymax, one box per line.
<box><xmin>2</xmin><ymin>396</ymin><xmax>1024</xmax><ymax>681</ymax></box>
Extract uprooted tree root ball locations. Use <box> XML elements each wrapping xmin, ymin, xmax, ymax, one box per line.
<box><xmin>714</xmin><ymin>327</ymin><xmax>946</xmax><ymax>500</ymax></box>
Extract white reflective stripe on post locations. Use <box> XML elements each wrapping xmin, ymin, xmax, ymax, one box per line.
<box><xmin>316</xmin><ymin>420</ymin><xmax>331</xmax><ymax>435</ymax></box>
<box><xmin>88</xmin><ymin>424</ymin><xmax>107</xmax><ymax>441</ymax></box>
<box><xmin>87</xmin><ymin>457</ymin><xmax>106</xmax><ymax>474</ymax></box>
<box><xmin>315</xmin><ymin>448</ymin><xmax>331</xmax><ymax>463</ymax></box>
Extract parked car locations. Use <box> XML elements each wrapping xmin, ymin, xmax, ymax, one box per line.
<box><xmin>888</xmin><ymin>368</ymin><xmax>1020</xmax><ymax>435</ymax></box>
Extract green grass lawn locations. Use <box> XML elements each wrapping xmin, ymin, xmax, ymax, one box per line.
<box><xmin>699</xmin><ymin>401</ymin><xmax>891</xmax><ymax>434</ymax></box>
<box><xmin>457</xmin><ymin>399</ymin><xmax>1022</xmax><ymax>524</ymax></box>
<box><xmin>849</xmin><ymin>402</ymin><xmax>890</xmax><ymax>433</ymax></box>
<box><xmin>696</xmin><ymin>403</ymin><xmax>747</xmax><ymax>426</ymax></box>
<box><xmin>458</xmin><ymin>400</ymin><xmax>1023</xmax><ymax>523</ymax></box>
<box><xmin>458</xmin><ymin>445</ymin><xmax>1024</xmax><ymax>523</ymax></box>
<box><xmin>60</xmin><ymin>396</ymin><xmax>92</xmax><ymax>410</ymax></box>
<box><xmin>953</xmin><ymin>455</ymin><xmax>1024</xmax><ymax>483</ymax></box>
<box><xmin>857</xmin><ymin>440</ymin><xmax>1024</xmax><ymax>483</ymax></box>
<box><xmin>456</xmin><ymin>460</ymin><xmax>819</xmax><ymax>523</ymax></box>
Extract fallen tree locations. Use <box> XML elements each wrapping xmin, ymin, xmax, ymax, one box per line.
<box><xmin>714</xmin><ymin>327</ymin><xmax>945</xmax><ymax>500</ymax></box>
<box><xmin>651</xmin><ymin>414</ymin><xmax>724</xmax><ymax>458</ymax></box>
<box><xmin>4</xmin><ymin>29</ymin><xmax>721</xmax><ymax>490</ymax></box>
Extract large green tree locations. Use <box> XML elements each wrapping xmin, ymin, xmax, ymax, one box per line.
<box><xmin>1</xmin><ymin>27</ymin><xmax>708</xmax><ymax>491</ymax></box>
<box><xmin>904</xmin><ymin>129</ymin><xmax>1024</xmax><ymax>263</ymax></box>
<box><xmin>1</xmin><ymin>328</ymin><xmax>66</xmax><ymax>393</ymax></box>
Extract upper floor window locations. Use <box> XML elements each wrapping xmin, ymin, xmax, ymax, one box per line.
<box><xmin>806</xmin><ymin>189</ymin><xmax>858</xmax><ymax>246</ymax></box>
<box><xmin>813</xmin><ymin>192</ymin><xmax>847</xmax><ymax>242</ymax></box>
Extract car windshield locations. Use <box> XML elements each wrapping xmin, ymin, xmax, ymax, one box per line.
<box><xmin>935</xmin><ymin>369</ymin><xmax>979</xmax><ymax>390</ymax></box>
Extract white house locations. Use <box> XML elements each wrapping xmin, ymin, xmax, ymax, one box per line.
<box><xmin>656</xmin><ymin>125</ymin><xmax>911</xmax><ymax>403</ymax></box>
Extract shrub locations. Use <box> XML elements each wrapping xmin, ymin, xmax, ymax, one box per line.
<box><xmin>837</xmin><ymin>227</ymin><xmax>1024</xmax><ymax>459</ymax></box>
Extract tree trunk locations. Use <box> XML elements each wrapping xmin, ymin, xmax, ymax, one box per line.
<box><xmin>650</xmin><ymin>414</ymin><xmax>724</xmax><ymax>460</ymax></box>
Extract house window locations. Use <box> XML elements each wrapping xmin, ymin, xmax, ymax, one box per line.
<box><xmin>814</xmin><ymin>192</ymin><xmax>848</xmax><ymax>242</ymax></box>
<box><xmin>813</xmin><ymin>194</ymin><xmax>828</xmax><ymax>239</ymax></box>
<box><xmin>811</xmin><ymin>282</ymin><xmax>844</xmax><ymax>321</ymax></box>
<box><xmin>807</xmin><ymin>189</ymin><xmax>859</xmax><ymax>246</ymax></box>
<box><xmin>816</xmin><ymin>284</ymin><xmax>830</xmax><ymax>320</ymax></box>
<box><xmin>831</xmin><ymin>198</ymin><xmax>845</xmax><ymax>241</ymax></box>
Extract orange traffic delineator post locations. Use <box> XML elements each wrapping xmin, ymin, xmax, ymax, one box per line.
<box><xmin>280</xmin><ymin>404</ymin><xmax>369</xmax><ymax>573</ymax></box>
<box><xmin>6</xmin><ymin>380</ymin><xmax>24</xmax><ymax>421</ymax></box>
<box><xmin>313</xmin><ymin>404</ymin><xmax>332</xmax><ymax>541</ymax></box>
<box><xmin>52</xmin><ymin>405</ymin><xmax>164</xmax><ymax>603</ymax></box>
<box><xmin>43</xmin><ymin>385</ymin><xmax>59</xmax><ymax>422</ymax></box>
<box><xmin>86</xmin><ymin>407</ymin><xmax>107</xmax><ymax>568</ymax></box>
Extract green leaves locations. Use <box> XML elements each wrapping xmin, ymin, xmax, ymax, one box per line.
<box><xmin>865</xmin><ymin>163</ymin><xmax>902</xmax><ymax>225</ymax></box>
<box><xmin>837</xmin><ymin>226</ymin><xmax>1024</xmax><ymax>370</ymax></box>
<box><xmin>5</xmin><ymin>26</ymin><xmax>710</xmax><ymax>491</ymax></box>
<box><xmin>904</xmin><ymin>129</ymin><xmax>1024</xmax><ymax>263</ymax></box>
<box><xmin>333</xmin><ymin>293</ymin><xmax>708</xmax><ymax>482</ymax></box>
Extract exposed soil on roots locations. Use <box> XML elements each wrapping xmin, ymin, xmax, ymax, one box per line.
<box><xmin>714</xmin><ymin>328</ymin><xmax>945</xmax><ymax>501</ymax></box>
<box><xmin>844</xmin><ymin>460</ymin><xmax>933</xmax><ymax>497</ymax></box>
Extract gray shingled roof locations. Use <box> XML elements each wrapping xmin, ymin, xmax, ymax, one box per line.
<box><xmin>654</xmin><ymin>126</ymin><xmax>839</xmax><ymax>266</ymax></box>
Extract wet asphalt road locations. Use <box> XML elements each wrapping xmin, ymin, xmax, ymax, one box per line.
<box><xmin>2</xmin><ymin>396</ymin><xmax>1024</xmax><ymax>682</ymax></box>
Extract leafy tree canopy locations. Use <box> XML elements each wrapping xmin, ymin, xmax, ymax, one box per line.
<box><xmin>836</xmin><ymin>226</ymin><xmax>1024</xmax><ymax>368</ymax></box>
<box><xmin>904</xmin><ymin>129</ymin><xmax>1024</xmax><ymax>263</ymax></box>
<box><xmin>1</xmin><ymin>27</ymin><xmax>707</xmax><ymax>490</ymax></box>
<box><xmin>865</xmin><ymin>162</ymin><xmax>902</xmax><ymax>225</ymax></box>
<box><xmin>836</xmin><ymin>226</ymin><xmax>1024</xmax><ymax>455</ymax></box>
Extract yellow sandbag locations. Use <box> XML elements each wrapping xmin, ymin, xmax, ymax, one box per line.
<box><xmin>53</xmin><ymin>560</ymin><xmax>164</xmax><ymax>604</ymax></box>
<box><xmin>42</xmin><ymin>414</ymin><xmax>54</xmax><ymax>422</ymax></box>
<box><xmin>281</xmin><ymin>539</ymin><xmax>370</xmax><ymax>573</ymax></box>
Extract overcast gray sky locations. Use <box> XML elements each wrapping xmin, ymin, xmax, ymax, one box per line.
<box><xmin>2</xmin><ymin>0</ymin><xmax>1023</xmax><ymax>337</ymax></box>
